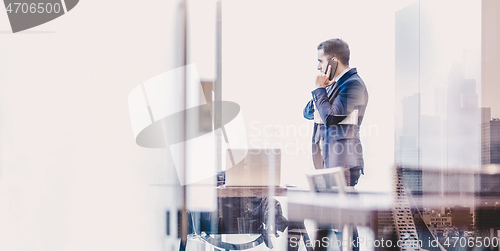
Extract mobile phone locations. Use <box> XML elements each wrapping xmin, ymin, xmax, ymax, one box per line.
<box><xmin>325</xmin><ymin>59</ymin><xmax>338</xmax><ymax>81</ymax></box>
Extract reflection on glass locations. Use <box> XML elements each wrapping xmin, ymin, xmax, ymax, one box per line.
<box><xmin>394</xmin><ymin>0</ymin><xmax>500</xmax><ymax>250</ymax></box>
<box><xmin>166</xmin><ymin>0</ymin><xmax>500</xmax><ymax>250</ymax></box>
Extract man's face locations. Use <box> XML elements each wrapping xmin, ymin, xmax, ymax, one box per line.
<box><xmin>317</xmin><ymin>49</ymin><xmax>340</xmax><ymax>74</ymax></box>
<box><xmin>317</xmin><ymin>49</ymin><xmax>330</xmax><ymax>73</ymax></box>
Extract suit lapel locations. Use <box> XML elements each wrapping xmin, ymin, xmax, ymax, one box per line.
<box><xmin>327</xmin><ymin>68</ymin><xmax>357</xmax><ymax>101</ymax></box>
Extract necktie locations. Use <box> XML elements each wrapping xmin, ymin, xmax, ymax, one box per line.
<box><xmin>326</xmin><ymin>81</ymin><xmax>336</xmax><ymax>96</ymax></box>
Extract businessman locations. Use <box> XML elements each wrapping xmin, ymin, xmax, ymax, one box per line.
<box><xmin>286</xmin><ymin>39</ymin><xmax>368</xmax><ymax>251</ymax></box>
<box><xmin>303</xmin><ymin>38</ymin><xmax>369</xmax><ymax>186</ymax></box>
<box><xmin>301</xmin><ymin>39</ymin><xmax>368</xmax><ymax>251</ymax></box>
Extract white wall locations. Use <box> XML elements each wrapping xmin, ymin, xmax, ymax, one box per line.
<box><xmin>0</xmin><ymin>1</ymin><xmax>182</xmax><ymax>250</ymax></box>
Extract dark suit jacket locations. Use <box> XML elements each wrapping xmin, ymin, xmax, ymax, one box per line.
<box><xmin>303</xmin><ymin>68</ymin><xmax>368</xmax><ymax>170</ymax></box>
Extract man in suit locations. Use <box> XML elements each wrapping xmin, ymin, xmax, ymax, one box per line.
<box><xmin>299</xmin><ymin>38</ymin><xmax>368</xmax><ymax>251</ymax></box>
<box><xmin>303</xmin><ymin>38</ymin><xmax>368</xmax><ymax>187</ymax></box>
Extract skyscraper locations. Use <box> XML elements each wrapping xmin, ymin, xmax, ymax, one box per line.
<box><xmin>490</xmin><ymin>119</ymin><xmax>500</xmax><ymax>164</ymax></box>
<box><xmin>482</xmin><ymin>108</ymin><xmax>492</xmax><ymax>165</ymax></box>
<box><xmin>480</xmin><ymin>109</ymin><xmax>500</xmax><ymax>165</ymax></box>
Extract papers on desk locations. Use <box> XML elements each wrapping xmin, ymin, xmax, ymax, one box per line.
<box><xmin>338</xmin><ymin>108</ymin><xmax>358</xmax><ymax>125</ymax></box>
<box><xmin>305</xmin><ymin>167</ymin><xmax>348</xmax><ymax>194</ymax></box>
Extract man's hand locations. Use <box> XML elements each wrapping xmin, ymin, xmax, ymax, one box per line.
<box><xmin>315</xmin><ymin>65</ymin><xmax>335</xmax><ymax>88</ymax></box>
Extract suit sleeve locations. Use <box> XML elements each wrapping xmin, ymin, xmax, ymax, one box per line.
<box><xmin>303</xmin><ymin>99</ymin><xmax>315</xmax><ymax>120</ymax></box>
<box><xmin>312</xmin><ymin>80</ymin><xmax>365</xmax><ymax>126</ymax></box>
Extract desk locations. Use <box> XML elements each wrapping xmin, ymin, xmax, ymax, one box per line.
<box><xmin>286</xmin><ymin>188</ymin><xmax>392</xmax><ymax>251</ymax></box>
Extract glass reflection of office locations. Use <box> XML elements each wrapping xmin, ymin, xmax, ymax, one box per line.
<box><xmin>159</xmin><ymin>0</ymin><xmax>500</xmax><ymax>250</ymax></box>
<box><xmin>395</xmin><ymin>0</ymin><xmax>482</xmax><ymax>191</ymax></box>
<box><xmin>395</xmin><ymin>0</ymin><xmax>500</xmax><ymax>248</ymax></box>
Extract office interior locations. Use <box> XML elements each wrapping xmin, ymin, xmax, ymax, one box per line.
<box><xmin>1</xmin><ymin>0</ymin><xmax>500</xmax><ymax>251</ymax></box>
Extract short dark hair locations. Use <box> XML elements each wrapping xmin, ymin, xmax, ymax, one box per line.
<box><xmin>317</xmin><ymin>38</ymin><xmax>350</xmax><ymax>66</ymax></box>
